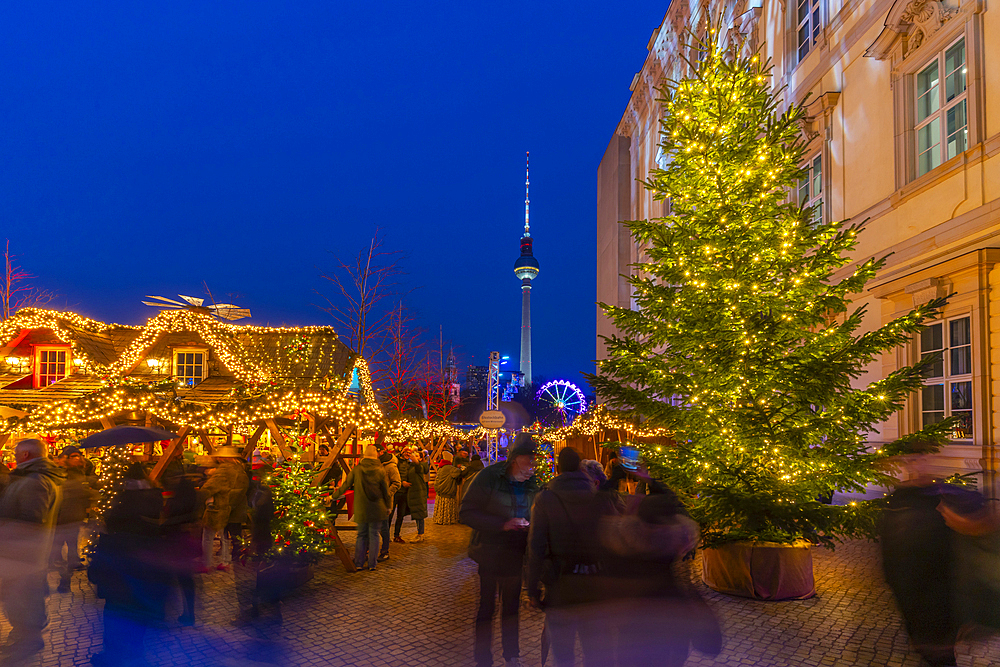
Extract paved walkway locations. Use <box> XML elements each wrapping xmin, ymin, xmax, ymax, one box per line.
<box><xmin>2</xmin><ymin>517</ymin><xmax>999</xmax><ymax>666</ymax></box>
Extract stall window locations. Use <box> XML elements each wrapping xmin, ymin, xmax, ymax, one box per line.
<box><xmin>35</xmin><ymin>347</ymin><xmax>69</xmax><ymax>387</ymax></box>
<box><xmin>173</xmin><ymin>349</ymin><xmax>207</xmax><ymax>387</ymax></box>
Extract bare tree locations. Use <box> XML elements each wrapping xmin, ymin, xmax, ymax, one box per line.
<box><xmin>2</xmin><ymin>239</ymin><xmax>55</xmax><ymax>320</ymax></box>
<box><xmin>315</xmin><ymin>230</ymin><xmax>404</xmax><ymax>386</ymax></box>
<box><xmin>382</xmin><ymin>301</ymin><xmax>426</xmax><ymax>417</ymax></box>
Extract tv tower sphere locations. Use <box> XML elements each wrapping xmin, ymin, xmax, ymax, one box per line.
<box><xmin>514</xmin><ymin>152</ymin><xmax>538</xmax><ymax>384</ymax></box>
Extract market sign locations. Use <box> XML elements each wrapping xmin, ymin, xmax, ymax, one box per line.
<box><xmin>479</xmin><ymin>410</ymin><xmax>506</xmax><ymax>429</ymax></box>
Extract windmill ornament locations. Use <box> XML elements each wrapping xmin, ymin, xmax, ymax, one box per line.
<box><xmin>142</xmin><ymin>294</ymin><xmax>251</xmax><ymax>321</ymax></box>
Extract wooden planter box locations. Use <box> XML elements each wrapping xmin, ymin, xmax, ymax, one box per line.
<box><xmin>702</xmin><ymin>540</ymin><xmax>815</xmax><ymax>600</ymax></box>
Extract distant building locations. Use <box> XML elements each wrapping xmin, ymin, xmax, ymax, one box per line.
<box><xmin>465</xmin><ymin>365</ymin><xmax>488</xmax><ymax>397</ymax></box>
<box><xmin>444</xmin><ymin>347</ymin><xmax>461</xmax><ymax>406</ymax></box>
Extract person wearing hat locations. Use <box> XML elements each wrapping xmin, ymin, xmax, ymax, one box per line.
<box><xmin>332</xmin><ymin>445</ymin><xmax>391</xmax><ymax>571</ymax></box>
<box><xmin>52</xmin><ymin>445</ymin><xmax>98</xmax><ymax>593</ymax></box>
<box><xmin>198</xmin><ymin>446</ymin><xmax>249</xmax><ymax>571</ymax></box>
<box><xmin>459</xmin><ymin>433</ymin><xmax>540</xmax><ymax>667</ymax></box>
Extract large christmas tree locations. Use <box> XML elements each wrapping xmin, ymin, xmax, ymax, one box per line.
<box><xmin>589</xmin><ymin>34</ymin><xmax>953</xmax><ymax>548</ymax></box>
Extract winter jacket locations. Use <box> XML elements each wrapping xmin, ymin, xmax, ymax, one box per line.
<box><xmin>434</xmin><ymin>463</ymin><xmax>461</xmax><ymax>499</ymax></box>
<box><xmin>200</xmin><ymin>460</ymin><xmax>250</xmax><ymax>531</ymax></box>
<box><xmin>526</xmin><ymin>471</ymin><xmax>621</xmax><ymax>605</ymax></box>
<box><xmin>382</xmin><ymin>455</ymin><xmax>401</xmax><ymax>498</ymax></box>
<box><xmin>0</xmin><ymin>457</ymin><xmax>64</xmax><ymax>526</ymax></box>
<box><xmin>57</xmin><ymin>467</ymin><xmax>98</xmax><ymax>525</ymax></box>
<box><xmin>459</xmin><ymin>460</ymin><xmax>539</xmax><ymax>573</ymax></box>
<box><xmin>333</xmin><ymin>458</ymin><xmax>391</xmax><ymax>524</ymax></box>
<box><xmin>405</xmin><ymin>459</ymin><xmax>430</xmax><ymax>520</ymax></box>
<box><xmin>395</xmin><ymin>458</ymin><xmax>411</xmax><ymax>497</ymax></box>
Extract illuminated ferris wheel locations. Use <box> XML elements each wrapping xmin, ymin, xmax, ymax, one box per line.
<box><xmin>536</xmin><ymin>380</ymin><xmax>587</xmax><ymax>425</ymax></box>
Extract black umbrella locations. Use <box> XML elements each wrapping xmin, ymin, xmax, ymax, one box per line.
<box><xmin>79</xmin><ymin>425</ymin><xmax>179</xmax><ymax>449</ymax></box>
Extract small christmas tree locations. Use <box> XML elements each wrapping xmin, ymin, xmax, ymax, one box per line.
<box><xmin>534</xmin><ymin>442</ymin><xmax>555</xmax><ymax>485</ymax></box>
<box><xmin>590</xmin><ymin>33</ymin><xmax>953</xmax><ymax>548</ymax></box>
<box><xmin>266</xmin><ymin>458</ymin><xmax>333</xmax><ymax>562</ymax></box>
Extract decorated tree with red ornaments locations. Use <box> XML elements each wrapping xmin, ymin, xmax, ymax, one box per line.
<box><xmin>265</xmin><ymin>458</ymin><xmax>333</xmax><ymax>562</ymax></box>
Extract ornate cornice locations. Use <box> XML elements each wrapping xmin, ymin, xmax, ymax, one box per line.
<box><xmin>864</xmin><ymin>0</ymin><xmax>959</xmax><ymax>60</ymax></box>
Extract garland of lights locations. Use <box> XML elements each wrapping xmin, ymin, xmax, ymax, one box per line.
<box><xmin>0</xmin><ymin>307</ymin><xmax>383</xmax><ymax>434</ymax></box>
<box><xmin>543</xmin><ymin>405</ymin><xmax>672</xmax><ymax>441</ymax></box>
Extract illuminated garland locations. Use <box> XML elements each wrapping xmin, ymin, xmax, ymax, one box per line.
<box><xmin>544</xmin><ymin>405</ymin><xmax>672</xmax><ymax>441</ymax></box>
<box><xmin>0</xmin><ymin>307</ymin><xmax>384</xmax><ymax>434</ymax></box>
<box><xmin>383</xmin><ymin>418</ymin><xmax>467</xmax><ymax>442</ymax></box>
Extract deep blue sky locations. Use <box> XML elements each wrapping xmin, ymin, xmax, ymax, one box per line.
<box><xmin>1</xmin><ymin>1</ymin><xmax>664</xmax><ymax>389</ymax></box>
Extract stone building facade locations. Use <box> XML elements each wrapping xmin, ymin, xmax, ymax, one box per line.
<box><xmin>597</xmin><ymin>0</ymin><xmax>1000</xmax><ymax>492</ymax></box>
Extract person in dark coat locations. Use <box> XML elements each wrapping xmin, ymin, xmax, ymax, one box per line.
<box><xmin>53</xmin><ymin>445</ymin><xmax>97</xmax><ymax>593</ymax></box>
<box><xmin>162</xmin><ymin>474</ymin><xmax>201</xmax><ymax>626</ymax></box>
<box><xmin>403</xmin><ymin>448</ymin><xmax>430</xmax><ymax>542</ymax></box>
<box><xmin>880</xmin><ymin>459</ymin><xmax>960</xmax><ymax>667</ymax></box>
<box><xmin>198</xmin><ymin>447</ymin><xmax>249</xmax><ymax>571</ymax></box>
<box><xmin>391</xmin><ymin>452</ymin><xmax>411</xmax><ymax>543</ymax></box>
<box><xmin>332</xmin><ymin>445</ymin><xmax>391</xmax><ymax>570</ymax></box>
<box><xmin>527</xmin><ymin>448</ymin><xmax>619</xmax><ymax>666</ymax></box>
<box><xmin>459</xmin><ymin>434</ymin><xmax>540</xmax><ymax>667</ymax></box>
<box><xmin>88</xmin><ymin>463</ymin><xmax>169</xmax><ymax>667</ymax></box>
<box><xmin>0</xmin><ymin>439</ymin><xmax>63</xmax><ymax>662</ymax></box>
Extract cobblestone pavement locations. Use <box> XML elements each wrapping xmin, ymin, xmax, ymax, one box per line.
<box><xmin>2</xmin><ymin>515</ymin><xmax>999</xmax><ymax>666</ymax></box>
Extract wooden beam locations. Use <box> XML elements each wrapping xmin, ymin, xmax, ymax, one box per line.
<box><xmin>100</xmin><ymin>417</ymin><xmax>116</xmax><ymax>431</ymax></box>
<box><xmin>429</xmin><ymin>436</ymin><xmax>448</xmax><ymax>462</ymax></box>
<box><xmin>240</xmin><ymin>424</ymin><xmax>267</xmax><ymax>457</ymax></box>
<box><xmin>264</xmin><ymin>418</ymin><xmax>293</xmax><ymax>460</ymax></box>
<box><xmin>197</xmin><ymin>429</ymin><xmax>215</xmax><ymax>455</ymax></box>
<box><xmin>149</xmin><ymin>426</ymin><xmax>192</xmax><ymax>483</ymax></box>
<box><xmin>312</xmin><ymin>424</ymin><xmax>354</xmax><ymax>487</ymax></box>
<box><xmin>329</xmin><ymin>527</ymin><xmax>357</xmax><ymax>573</ymax></box>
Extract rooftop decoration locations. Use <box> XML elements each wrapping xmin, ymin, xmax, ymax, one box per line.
<box><xmin>142</xmin><ymin>294</ymin><xmax>251</xmax><ymax>321</ymax></box>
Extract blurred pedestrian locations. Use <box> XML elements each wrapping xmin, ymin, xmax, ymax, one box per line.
<box><xmin>460</xmin><ymin>433</ymin><xmax>540</xmax><ymax>667</ymax></box>
<box><xmin>161</xmin><ymin>474</ymin><xmax>201</xmax><ymax>626</ymax></box>
<box><xmin>88</xmin><ymin>463</ymin><xmax>168</xmax><ymax>667</ymax></box>
<box><xmin>601</xmin><ymin>452</ymin><xmax>627</xmax><ymax>493</ymax></box>
<box><xmin>600</xmin><ymin>469</ymin><xmax>714</xmax><ymax>667</ymax></box>
<box><xmin>199</xmin><ymin>446</ymin><xmax>249</xmax><ymax>572</ymax></box>
<box><xmin>881</xmin><ymin>456</ymin><xmax>960</xmax><ymax>666</ymax></box>
<box><xmin>332</xmin><ymin>445</ymin><xmax>391</xmax><ymax>571</ymax></box>
<box><xmin>0</xmin><ymin>439</ymin><xmax>63</xmax><ymax>662</ymax></box>
<box><xmin>527</xmin><ymin>447</ymin><xmax>618</xmax><ymax>666</ymax></box>
<box><xmin>52</xmin><ymin>444</ymin><xmax>97</xmax><ymax>593</ymax></box>
<box><xmin>433</xmin><ymin>452</ymin><xmax>461</xmax><ymax>525</ymax></box>
<box><xmin>377</xmin><ymin>450</ymin><xmax>401</xmax><ymax>562</ymax></box>
<box><xmin>233</xmin><ymin>460</ymin><xmax>277</xmax><ymax>624</ymax></box>
<box><xmin>404</xmin><ymin>448</ymin><xmax>430</xmax><ymax>542</ymax></box>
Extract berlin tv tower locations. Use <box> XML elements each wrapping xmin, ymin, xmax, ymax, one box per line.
<box><xmin>513</xmin><ymin>152</ymin><xmax>539</xmax><ymax>385</ymax></box>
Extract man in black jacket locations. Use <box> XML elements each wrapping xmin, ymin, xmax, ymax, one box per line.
<box><xmin>459</xmin><ymin>434</ymin><xmax>540</xmax><ymax>667</ymax></box>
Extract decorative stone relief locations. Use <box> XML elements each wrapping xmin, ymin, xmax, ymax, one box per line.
<box><xmin>901</xmin><ymin>0</ymin><xmax>959</xmax><ymax>50</ymax></box>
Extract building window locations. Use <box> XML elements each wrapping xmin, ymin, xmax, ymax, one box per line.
<box><xmin>173</xmin><ymin>349</ymin><xmax>207</xmax><ymax>387</ymax></box>
<box><xmin>35</xmin><ymin>347</ymin><xmax>69</xmax><ymax>387</ymax></box>
<box><xmin>920</xmin><ymin>316</ymin><xmax>972</xmax><ymax>439</ymax></box>
<box><xmin>797</xmin><ymin>154</ymin><xmax>822</xmax><ymax>225</ymax></box>
<box><xmin>796</xmin><ymin>0</ymin><xmax>821</xmax><ymax>61</ymax></box>
<box><xmin>915</xmin><ymin>38</ymin><xmax>967</xmax><ymax>177</ymax></box>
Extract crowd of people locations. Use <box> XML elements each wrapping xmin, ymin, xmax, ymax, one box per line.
<box><xmin>459</xmin><ymin>433</ymin><xmax>721</xmax><ymax>667</ymax></box>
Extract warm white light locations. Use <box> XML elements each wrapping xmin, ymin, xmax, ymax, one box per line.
<box><xmin>146</xmin><ymin>358</ymin><xmax>163</xmax><ymax>368</ymax></box>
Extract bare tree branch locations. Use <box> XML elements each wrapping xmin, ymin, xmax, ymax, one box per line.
<box><xmin>2</xmin><ymin>239</ymin><xmax>56</xmax><ymax>320</ymax></box>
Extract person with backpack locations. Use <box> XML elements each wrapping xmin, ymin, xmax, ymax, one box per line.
<box><xmin>332</xmin><ymin>445</ymin><xmax>391</xmax><ymax>571</ymax></box>
<box><xmin>526</xmin><ymin>447</ymin><xmax>619</xmax><ymax>666</ymax></box>
<box><xmin>433</xmin><ymin>452</ymin><xmax>461</xmax><ymax>525</ymax></box>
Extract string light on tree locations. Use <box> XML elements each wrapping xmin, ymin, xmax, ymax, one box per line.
<box><xmin>587</xmin><ymin>30</ymin><xmax>954</xmax><ymax>549</ymax></box>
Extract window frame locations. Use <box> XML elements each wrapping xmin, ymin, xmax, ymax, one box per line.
<box><xmin>794</xmin><ymin>0</ymin><xmax>823</xmax><ymax>63</ymax></box>
<box><xmin>33</xmin><ymin>345</ymin><xmax>72</xmax><ymax>388</ymax></box>
<box><xmin>172</xmin><ymin>347</ymin><xmax>208</xmax><ymax>388</ymax></box>
<box><xmin>913</xmin><ymin>36</ymin><xmax>968</xmax><ymax>178</ymax></box>
<box><xmin>796</xmin><ymin>152</ymin><xmax>823</xmax><ymax>226</ymax></box>
<box><xmin>918</xmin><ymin>315</ymin><xmax>974</xmax><ymax>441</ymax></box>
<box><xmin>889</xmin><ymin>12</ymin><xmax>983</xmax><ymax>191</ymax></box>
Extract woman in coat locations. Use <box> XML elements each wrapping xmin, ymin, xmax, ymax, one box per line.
<box><xmin>432</xmin><ymin>453</ymin><xmax>461</xmax><ymax>525</ymax></box>
<box><xmin>404</xmin><ymin>449</ymin><xmax>430</xmax><ymax>542</ymax></box>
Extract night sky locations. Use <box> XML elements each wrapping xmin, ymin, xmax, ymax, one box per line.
<box><xmin>1</xmin><ymin>1</ymin><xmax>664</xmax><ymax>390</ymax></box>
